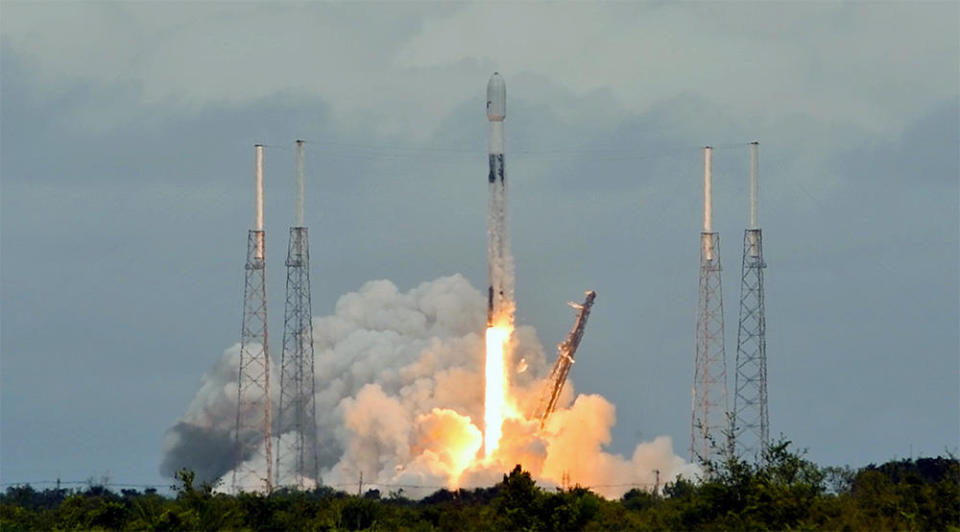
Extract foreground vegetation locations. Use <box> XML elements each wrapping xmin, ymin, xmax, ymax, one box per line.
<box><xmin>2</xmin><ymin>442</ymin><xmax>957</xmax><ymax>530</ymax></box>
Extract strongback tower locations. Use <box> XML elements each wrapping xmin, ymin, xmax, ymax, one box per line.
<box><xmin>276</xmin><ymin>140</ymin><xmax>320</xmax><ymax>489</ymax></box>
<box><xmin>733</xmin><ymin>141</ymin><xmax>769</xmax><ymax>461</ymax></box>
<box><xmin>233</xmin><ymin>144</ymin><xmax>273</xmax><ymax>493</ymax></box>
<box><xmin>691</xmin><ymin>146</ymin><xmax>729</xmax><ymax>463</ymax></box>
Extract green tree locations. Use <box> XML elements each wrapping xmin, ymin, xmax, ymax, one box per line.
<box><xmin>494</xmin><ymin>464</ymin><xmax>542</xmax><ymax>530</ymax></box>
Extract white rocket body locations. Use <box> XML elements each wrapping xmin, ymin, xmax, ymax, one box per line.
<box><xmin>486</xmin><ymin>73</ymin><xmax>513</xmax><ymax>326</ymax></box>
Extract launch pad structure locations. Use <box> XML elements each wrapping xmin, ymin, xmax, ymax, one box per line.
<box><xmin>691</xmin><ymin>146</ymin><xmax>729</xmax><ymax>464</ymax></box>
<box><xmin>218</xmin><ymin>74</ymin><xmax>770</xmax><ymax>492</ymax></box>
<box><xmin>534</xmin><ymin>291</ymin><xmax>597</xmax><ymax>430</ymax></box>
<box><xmin>275</xmin><ymin>140</ymin><xmax>321</xmax><ymax>489</ymax></box>
<box><xmin>232</xmin><ymin>145</ymin><xmax>273</xmax><ymax>494</ymax></box>
<box><xmin>732</xmin><ymin>142</ymin><xmax>769</xmax><ymax>461</ymax></box>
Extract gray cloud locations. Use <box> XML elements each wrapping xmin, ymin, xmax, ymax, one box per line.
<box><xmin>1</xmin><ymin>2</ymin><xmax>956</xmax><ymax>489</ymax></box>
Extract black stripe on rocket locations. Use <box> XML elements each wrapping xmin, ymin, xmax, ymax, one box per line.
<box><xmin>488</xmin><ymin>154</ymin><xmax>504</xmax><ymax>183</ymax></box>
<box><xmin>488</xmin><ymin>286</ymin><xmax>494</xmax><ymax>324</ymax></box>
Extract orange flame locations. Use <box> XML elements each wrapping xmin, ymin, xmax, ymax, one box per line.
<box><xmin>414</xmin><ymin>408</ymin><xmax>483</xmax><ymax>488</ymax></box>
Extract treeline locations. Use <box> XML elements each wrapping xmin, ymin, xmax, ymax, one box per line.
<box><xmin>2</xmin><ymin>442</ymin><xmax>957</xmax><ymax>531</ymax></box>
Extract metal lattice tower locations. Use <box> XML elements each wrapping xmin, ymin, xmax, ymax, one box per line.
<box><xmin>733</xmin><ymin>141</ymin><xmax>769</xmax><ymax>461</ymax></box>
<box><xmin>275</xmin><ymin>141</ymin><xmax>320</xmax><ymax>489</ymax></box>
<box><xmin>534</xmin><ymin>291</ymin><xmax>597</xmax><ymax>430</ymax></box>
<box><xmin>232</xmin><ymin>145</ymin><xmax>273</xmax><ymax>494</ymax></box>
<box><xmin>691</xmin><ymin>146</ymin><xmax>729</xmax><ymax>463</ymax></box>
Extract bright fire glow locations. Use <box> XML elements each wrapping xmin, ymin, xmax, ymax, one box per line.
<box><xmin>414</xmin><ymin>408</ymin><xmax>483</xmax><ymax>488</ymax></box>
<box><xmin>484</xmin><ymin>326</ymin><xmax>510</xmax><ymax>456</ymax></box>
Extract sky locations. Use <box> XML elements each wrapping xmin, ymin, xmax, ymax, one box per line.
<box><xmin>1</xmin><ymin>1</ymin><xmax>958</xmax><ymax>490</ymax></box>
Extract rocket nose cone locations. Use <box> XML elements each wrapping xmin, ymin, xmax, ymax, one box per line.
<box><xmin>486</xmin><ymin>73</ymin><xmax>506</xmax><ymax>121</ymax></box>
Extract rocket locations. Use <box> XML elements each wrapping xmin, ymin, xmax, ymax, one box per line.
<box><xmin>486</xmin><ymin>73</ymin><xmax>512</xmax><ymax>327</ymax></box>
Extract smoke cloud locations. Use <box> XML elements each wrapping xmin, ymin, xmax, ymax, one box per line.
<box><xmin>161</xmin><ymin>274</ymin><xmax>695</xmax><ymax>497</ymax></box>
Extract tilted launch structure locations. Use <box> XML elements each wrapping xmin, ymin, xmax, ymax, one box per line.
<box><xmin>534</xmin><ymin>291</ymin><xmax>597</xmax><ymax>429</ymax></box>
<box><xmin>232</xmin><ymin>145</ymin><xmax>273</xmax><ymax>493</ymax></box>
<box><xmin>691</xmin><ymin>146</ymin><xmax>729</xmax><ymax>463</ymax></box>
<box><xmin>732</xmin><ymin>142</ymin><xmax>769</xmax><ymax>461</ymax></box>
<box><xmin>275</xmin><ymin>140</ymin><xmax>320</xmax><ymax>488</ymax></box>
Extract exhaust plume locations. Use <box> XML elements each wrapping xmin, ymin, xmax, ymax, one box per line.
<box><xmin>161</xmin><ymin>275</ymin><xmax>695</xmax><ymax>497</ymax></box>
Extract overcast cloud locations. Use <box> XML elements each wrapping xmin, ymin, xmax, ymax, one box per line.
<box><xmin>1</xmin><ymin>1</ymin><xmax>957</xmax><ymax>489</ymax></box>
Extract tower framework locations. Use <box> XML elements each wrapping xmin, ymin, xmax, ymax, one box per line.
<box><xmin>232</xmin><ymin>229</ymin><xmax>273</xmax><ymax>493</ymax></box>
<box><xmin>275</xmin><ymin>141</ymin><xmax>320</xmax><ymax>489</ymax></box>
<box><xmin>232</xmin><ymin>145</ymin><xmax>272</xmax><ymax>493</ymax></box>
<box><xmin>733</xmin><ymin>229</ymin><xmax>767</xmax><ymax>460</ymax></box>
<box><xmin>733</xmin><ymin>141</ymin><xmax>769</xmax><ymax>461</ymax></box>
<box><xmin>691</xmin><ymin>232</ymin><xmax>729</xmax><ymax>462</ymax></box>
<box><xmin>691</xmin><ymin>146</ymin><xmax>729</xmax><ymax>463</ymax></box>
<box><xmin>534</xmin><ymin>291</ymin><xmax>597</xmax><ymax>430</ymax></box>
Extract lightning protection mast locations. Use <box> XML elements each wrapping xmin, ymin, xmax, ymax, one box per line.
<box><xmin>733</xmin><ymin>141</ymin><xmax>769</xmax><ymax>461</ymax></box>
<box><xmin>275</xmin><ymin>140</ymin><xmax>320</xmax><ymax>489</ymax></box>
<box><xmin>233</xmin><ymin>144</ymin><xmax>273</xmax><ymax>493</ymax></box>
<box><xmin>691</xmin><ymin>146</ymin><xmax>729</xmax><ymax>465</ymax></box>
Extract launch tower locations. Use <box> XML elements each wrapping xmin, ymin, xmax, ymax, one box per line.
<box><xmin>732</xmin><ymin>141</ymin><xmax>769</xmax><ymax>461</ymax></box>
<box><xmin>534</xmin><ymin>291</ymin><xmax>597</xmax><ymax>430</ymax></box>
<box><xmin>691</xmin><ymin>146</ymin><xmax>729</xmax><ymax>463</ymax></box>
<box><xmin>232</xmin><ymin>144</ymin><xmax>273</xmax><ymax>493</ymax></box>
<box><xmin>275</xmin><ymin>140</ymin><xmax>320</xmax><ymax>489</ymax></box>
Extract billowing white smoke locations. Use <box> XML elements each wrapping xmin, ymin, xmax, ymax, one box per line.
<box><xmin>161</xmin><ymin>274</ymin><xmax>696</xmax><ymax>498</ymax></box>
